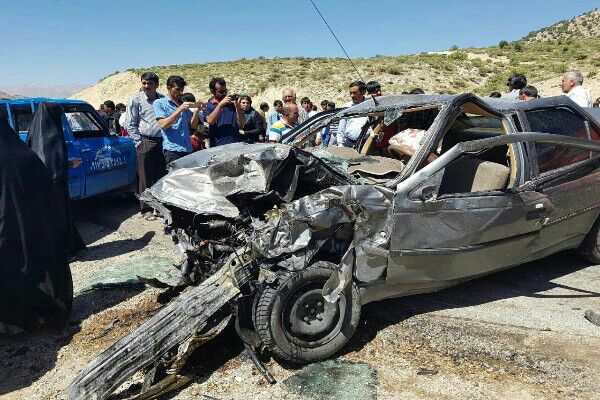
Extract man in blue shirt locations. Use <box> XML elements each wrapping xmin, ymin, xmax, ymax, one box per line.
<box><xmin>153</xmin><ymin>75</ymin><xmax>202</xmax><ymax>164</ymax></box>
<box><xmin>266</xmin><ymin>99</ymin><xmax>283</xmax><ymax>132</ymax></box>
<box><xmin>203</xmin><ymin>77</ymin><xmax>245</xmax><ymax>147</ymax></box>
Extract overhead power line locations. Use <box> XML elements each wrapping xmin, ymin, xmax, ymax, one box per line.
<box><xmin>308</xmin><ymin>0</ymin><xmax>366</xmax><ymax>84</ymax></box>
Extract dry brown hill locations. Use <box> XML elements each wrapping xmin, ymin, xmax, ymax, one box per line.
<box><xmin>523</xmin><ymin>9</ymin><xmax>600</xmax><ymax>43</ymax></box>
<box><xmin>0</xmin><ymin>90</ymin><xmax>18</xmax><ymax>100</ymax></box>
<box><xmin>72</xmin><ymin>10</ymin><xmax>600</xmax><ymax>107</ymax></box>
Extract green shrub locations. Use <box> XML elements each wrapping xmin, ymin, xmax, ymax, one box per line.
<box><xmin>449</xmin><ymin>51</ymin><xmax>468</xmax><ymax>61</ymax></box>
<box><xmin>499</xmin><ymin>40</ymin><xmax>509</xmax><ymax>49</ymax></box>
<box><xmin>385</xmin><ymin>66</ymin><xmax>403</xmax><ymax>75</ymax></box>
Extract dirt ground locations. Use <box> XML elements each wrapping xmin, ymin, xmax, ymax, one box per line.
<box><xmin>0</xmin><ymin>194</ymin><xmax>599</xmax><ymax>400</ymax></box>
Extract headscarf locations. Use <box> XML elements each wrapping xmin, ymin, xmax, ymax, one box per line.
<box><xmin>28</xmin><ymin>101</ymin><xmax>68</xmax><ymax>183</ymax></box>
<box><xmin>0</xmin><ymin>116</ymin><xmax>72</xmax><ymax>330</ymax></box>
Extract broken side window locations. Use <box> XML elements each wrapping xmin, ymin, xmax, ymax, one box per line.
<box><xmin>13</xmin><ymin>107</ymin><xmax>34</xmax><ymax>134</ymax></box>
<box><xmin>427</xmin><ymin>143</ymin><xmax>512</xmax><ymax>197</ymax></box>
<box><xmin>526</xmin><ymin>108</ymin><xmax>594</xmax><ymax>174</ymax></box>
<box><xmin>65</xmin><ymin>111</ymin><xmax>106</xmax><ymax>139</ymax></box>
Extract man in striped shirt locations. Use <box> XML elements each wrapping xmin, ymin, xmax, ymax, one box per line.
<box><xmin>268</xmin><ymin>103</ymin><xmax>299</xmax><ymax>142</ymax></box>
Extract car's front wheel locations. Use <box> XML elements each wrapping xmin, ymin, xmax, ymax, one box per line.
<box><xmin>253</xmin><ymin>262</ymin><xmax>361</xmax><ymax>364</ymax></box>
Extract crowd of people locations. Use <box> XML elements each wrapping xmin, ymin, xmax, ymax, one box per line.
<box><xmin>94</xmin><ymin>69</ymin><xmax>598</xmax><ymax>219</ymax></box>
<box><xmin>488</xmin><ymin>71</ymin><xmax>596</xmax><ymax>106</ymax></box>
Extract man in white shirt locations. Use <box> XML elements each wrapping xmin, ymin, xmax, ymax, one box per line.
<box><xmin>561</xmin><ymin>70</ymin><xmax>592</xmax><ymax>108</ymax></box>
<box><xmin>300</xmin><ymin>97</ymin><xmax>317</xmax><ymax>118</ymax></box>
<box><xmin>337</xmin><ymin>81</ymin><xmax>371</xmax><ymax>147</ymax></box>
<box><xmin>501</xmin><ymin>73</ymin><xmax>527</xmax><ymax>100</ymax></box>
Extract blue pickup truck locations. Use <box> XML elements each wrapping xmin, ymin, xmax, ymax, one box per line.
<box><xmin>0</xmin><ymin>98</ymin><xmax>137</xmax><ymax>199</ymax></box>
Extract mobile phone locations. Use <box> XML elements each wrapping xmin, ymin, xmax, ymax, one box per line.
<box><xmin>185</xmin><ymin>101</ymin><xmax>204</xmax><ymax>108</ymax></box>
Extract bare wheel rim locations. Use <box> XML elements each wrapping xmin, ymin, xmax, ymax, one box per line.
<box><xmin>281</xmin><ymin>279</ymin><xmax>347</xmax><ymax>348</ymax></box>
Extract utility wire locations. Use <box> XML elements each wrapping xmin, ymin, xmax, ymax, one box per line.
<box><xmin>309</xmin><ymin>0</ymin><xmax>378</xmax><ymax>105</ymax></box>
<box><xmin>309</xmin><ymin>0</ymin><xmax>365</xmax><ymax>83</ymax></box>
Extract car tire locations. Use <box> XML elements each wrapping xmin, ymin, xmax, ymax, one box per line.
<box><xmin>254</xmin><ymin>262</ymin><xmax>361</xmax><ymax>364</ymax></box>
<box><xmin>578</xmin><ymin>216</ymin><xmax>600</xmax><ymax>263</ymax></box>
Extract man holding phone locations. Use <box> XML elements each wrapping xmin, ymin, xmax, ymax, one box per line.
<box><xmin>152</xmin><ymin>75</ymin><xmax>203</xmax><ymax>164</ymax></box>
<box><xmin>203</xmin><ymin>77</ymin><xmax>245</xmax><ymax>147</ymax></box>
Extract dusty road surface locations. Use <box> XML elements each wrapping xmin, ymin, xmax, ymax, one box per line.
<box><xmin>1</xmin><ymin>194</ymin><xmax>599</xmax><ymax>400</ymax></box>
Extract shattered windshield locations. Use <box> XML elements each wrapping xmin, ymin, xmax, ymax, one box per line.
<box><xmin>291</xmin><ymin>103</ymin><xmax>443</xmax><ymax>184</ymax></box>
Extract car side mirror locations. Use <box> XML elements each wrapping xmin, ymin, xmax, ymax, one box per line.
<box><xmin>419</xmin><ymin>185</ymin><xmax>437</xmax><ymax>202</ymax></box>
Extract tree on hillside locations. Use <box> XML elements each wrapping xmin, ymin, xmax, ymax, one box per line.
<box><xmin>499</xmin><ymin>40</ymin><xmax>509</xmax><ymax>49</ymax></box>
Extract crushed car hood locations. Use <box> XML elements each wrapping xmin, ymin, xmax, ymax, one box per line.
<box><xmin>145</xmin><ymin>143</ymin><xmax>294</xmax><ymax>218</ymax></box>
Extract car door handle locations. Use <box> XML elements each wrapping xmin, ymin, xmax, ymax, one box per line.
<box><xmin>526</xmin><ymin>209</ymin><xmax>547</xmax><ymax>220</ymax></box>
<box><xmin>69</xmin><ymin>158</ymin><xmax>83</xmax><ymax>169</ymax></box>
<box><xmin>80</xmin><ymin>148</ymin><xmax>92</xmax><ymax>152</ymax></box>
<box><xmin>526</xmin><ymin>202</ymin><xmax>548</xmax><ymax>220</ymax></box>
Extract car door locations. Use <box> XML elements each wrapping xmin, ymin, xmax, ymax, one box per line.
<box><xmin>520</xmin><ymin>106</ymin><xmax>600</xmax><ymax>249</ymax></box>
<box><xmin>62</xmin><ymin>103</ymin><xmax>133</xmax><ymax>197</ymax></box>
<box><xmin>387</xmin><ymin>136</ymin><xmax>554</xmax><ymax>285</ymax></box>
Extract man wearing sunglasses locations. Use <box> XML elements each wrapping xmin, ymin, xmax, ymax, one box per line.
<box><xmin>203</xmin><ymin>77</ymin><xmax>245</xmax><ymax>147</ymax></box>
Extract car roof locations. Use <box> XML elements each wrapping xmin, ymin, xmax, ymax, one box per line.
<box><xmin>336</xmin><ymin>93</ymin><xmax>582</xmax><ymax>117</ymax></box>
<box><xmin>0</xmin><ymin>97</ymin><xmax>90</xmax><ymax>106</ymax></box>
<box><xmin>335</xmin><ymin>94</ymin><xmax>460</xmax><ymax>118</ymax></box>
<box><xmin>481</xmin><ymin>95</ymin><xmax>580</xmax><ymax>112</ymax></box>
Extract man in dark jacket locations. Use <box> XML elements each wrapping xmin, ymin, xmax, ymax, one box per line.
<box><xmin>0</xmin><ymin>116</ymin><xmax>73</xmax><ymax>333</ymax></box>
<box><xmin>99</xmin><ymin>100</ymin><xmax>121</xmax><ymax>135</ymax></box>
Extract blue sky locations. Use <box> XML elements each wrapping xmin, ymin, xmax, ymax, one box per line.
<box><xmin>0</xmin><ymin>0</ymin><xmax>597</xmax><ymax>85</ymax></box>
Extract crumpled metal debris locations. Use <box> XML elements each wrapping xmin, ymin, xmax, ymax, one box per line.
<box><xmin>250</xmin><ymin>184</ymin><xmax>394</xmax><ymax>301</ymax></box>
<box><xmin>146</xmin><ymin>143</ymin><xmax>292</xmax><ymax>218</ymax></box>
<box><xmin>584</xmin><ymin>309</ymin><xmax>600</xmax><ymax>326</ymax></box>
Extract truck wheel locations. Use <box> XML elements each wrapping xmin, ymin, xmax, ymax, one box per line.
<box><xmin>254</xmin><ymin>262</ymin><xmax>360</xmax><ymax>364</ymax></box>
<box><xmin>578</xmin><ymin>216</ymin><xmax>600</xmax><ymax>264</ymax></box>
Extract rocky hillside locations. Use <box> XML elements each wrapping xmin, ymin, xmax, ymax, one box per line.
<box><xmin>523</xmin><ymin>9</ymin><xmax>600</xmax><ymax>43</ymax></box>
<box><xmin>72</xmin><ymin>10</ymin><xmax>600</xmax><ymax>107</ymax></box>
<box><xmin>0</xmin><ymin>90</ymin><xmax>19</xmax><ymax>100</ymax></box>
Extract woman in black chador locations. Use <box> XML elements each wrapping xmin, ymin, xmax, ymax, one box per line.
<box><xmin>28</xmin><ymin>101</ymin><xmax>86</xmax><ymax>255</ymax></box>
<box><xmin>0</xmin><ymin>116</ymin><xmax>73</xmax><ymax>331</ymax></box>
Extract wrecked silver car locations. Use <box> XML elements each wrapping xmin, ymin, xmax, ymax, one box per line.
<box><xmin>63</xmin><ymin>94</ymin><xmax>600</xmax><ymax>399</ymax></box>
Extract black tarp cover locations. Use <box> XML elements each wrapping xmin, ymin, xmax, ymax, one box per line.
<box><xmin>28</xmin><ymin>101</ymin><xmax>85</xmax><ymax>255</ymax></box>
<box><xmin>0</xmin><ymin>116</ymin><xmax>73</xmax><ymax>330</ymax></box>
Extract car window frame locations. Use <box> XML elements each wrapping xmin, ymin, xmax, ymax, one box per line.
<box><xmin>11</xmin><ymin>104</ymin><xmax>35</xmax><ymax>134</ymax></box>
<box><xmin>61</xmin><ymin>103</ymin><xmax>111</xmax><ymax>139</ymax></box>
<box><xmin>520</xmin><ymin>105</ymin><xmax>600</xmax><ymax>178</ymax></box>
<box><xmin>407</xmin><ymin>146</ymin><xmax>520</xmax><ymax>202</ymax></box>
<box><xmin>400</xmin><ymin>133</ymin><xmax>600</xmax><ymax>204</ymax></box>
<box><xmin>401</xmin><ymin>100</ymin><xmax>519</xmax><ymax>192</ymax></box>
